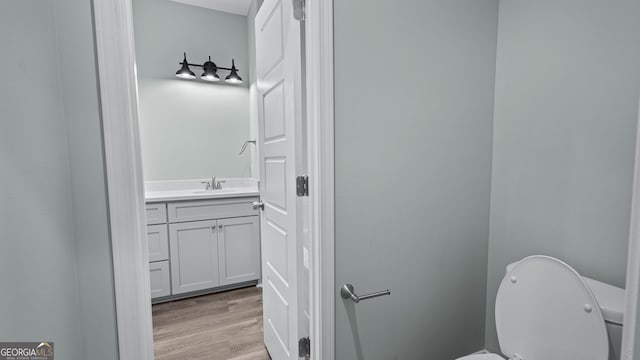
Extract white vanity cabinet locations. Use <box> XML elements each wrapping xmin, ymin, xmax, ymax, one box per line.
<box><xmin>217</xmin><ymin>216</ymin><xmax>261</xmax><ymax>286</ymax></box>
<box><xmin>169</xmin><ymin>216</ymin><xmax>261</xmax><ymax>294</ymax></box>
<box><xmin>145</xmin><ymin>204</ymin><xmax>170</xmax><ymax>300</ymax></box>
<box><xmin>169</xmin><ymin>220</ymin><xmax>221</xmax><ymax>294</ymax></box>
<box><xmin>145</xmin><ymin>196</ymin><xmax>260</xmax><ymax>301</ymax></box>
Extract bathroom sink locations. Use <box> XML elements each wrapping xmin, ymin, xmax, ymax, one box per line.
<box><xmin>192</xmin><ymin>189</ymin><xmax>236</xmax><ymax>194</ymax></box>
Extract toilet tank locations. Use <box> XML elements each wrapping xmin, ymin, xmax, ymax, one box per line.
<box><xmin>506</xmin><ymin>261</ymin><xmax>624</xmax><ymax>360</ymax></box>
<box><xmin>583</xmin><ymin>277</ymin><xmax>624</xmax><ymax>360</ymax></box>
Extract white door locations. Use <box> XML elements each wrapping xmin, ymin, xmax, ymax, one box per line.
<box><xmin>255</xmin><ymin>0</ymin><xmax>305</xmax><ymax>358</ymax></box>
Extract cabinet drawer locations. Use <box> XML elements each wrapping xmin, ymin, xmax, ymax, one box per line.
<box><xmin>149</xmin><ymin>261</ymin><xmax>171</xmax><ymax>299</ymax></box>
<box><xmin>167</xmin><ymin>197</ymin><xmax>259</xmax><ymax>223</ymax></box>
<box><xmin>147</xmin><ymin>224</ymin><xmax>169</xmax><ymax>262</ymax></box>
<box><xmin>146</xmin><ymin>203</ymin><xmax>167</xmax><ymax>225</ymax></box>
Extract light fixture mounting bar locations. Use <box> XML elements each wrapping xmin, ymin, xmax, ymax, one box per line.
<box><xmin>179</xmin><ymin>62</ymin><xmax>238</xmax><ymax>72</ymax></box>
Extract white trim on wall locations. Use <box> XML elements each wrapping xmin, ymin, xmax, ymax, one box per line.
<box><xmin>622</xmin><ymin>99</ymin><xmax>640</xmax><ymax>360</ymax></box>
<box><xmin>92</xmin><ymin>1</ymin><xmax>154</xmax><ymax>359</ymax></box>
<box><xmin>306</xmin><ymin>0</ymin><xmax>335</xmax><ymax>359</ymax></box>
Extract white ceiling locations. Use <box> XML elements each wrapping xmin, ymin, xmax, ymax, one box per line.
<box><xmin>169</xmin><ymin>0</ymin><xmax>252</xmax><ymax>16</ymax></box>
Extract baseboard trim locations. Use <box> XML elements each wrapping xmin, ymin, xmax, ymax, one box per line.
<box><xmin>151</xmin><ymin>281</ymin><xmax>259</xmax><ymax>304</ymax></box>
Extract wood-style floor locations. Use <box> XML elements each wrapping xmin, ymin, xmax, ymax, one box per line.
<box><xmin>152</xmin><ymin>286</ymin><xmax>271</xmax><ymax>360</ymax></box>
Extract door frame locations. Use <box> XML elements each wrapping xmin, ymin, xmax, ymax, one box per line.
<box><xmin>305</xmin><ymin>0</ymin><xmax>335</xmax><ymax>359</ymax></box>
<box><xmin>622</xmin><ymin>100</ymin><xmax>640</xmax><ymax>360</ymax></box>
<box><xmin>92</xmin><ymin>1</ymin><xmax>154</xmax><ymax>359</ymax></box>
<box><xmin>93</xmin><ymin>0</ymin><xmax>640</xmax><ymax>359</ymax></box>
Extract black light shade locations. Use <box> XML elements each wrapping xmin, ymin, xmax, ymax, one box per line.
<box><xmin>201</xmin><ymin>56</ymin><xmax>220</xmax><ymax>82</ymax></box>
<box><xmin>225</xmin><ymin>59</ymin><xmax>243</xmax><ymax>84</ymax></box>
<box><xmin>176</xmin><ymin>52</ymin><xmax>196</xmax><ymax>79</ymax></box>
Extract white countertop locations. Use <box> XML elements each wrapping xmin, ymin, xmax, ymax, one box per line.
<box><xmin>146</xmin><ymin>188</ymin><xmax>259</xmax><ymax>202</ymax></box>
<box><xmin>145</xmin><ymin>178</ymin><xmax>259</xmax><ymax>202</ymax></box>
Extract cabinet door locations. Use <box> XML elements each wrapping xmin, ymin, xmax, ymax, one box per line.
<box><xmin>218</xmin><ymin>216</ymin><xmax>261</xmax><ymax>286</ymax></box>
<box><xmin>147</xmin><ymin>224</ymin><xmax>169</xmax><ymax>262</ymax></box>
<box><xmin>149</xmin><ymin>261</ymin><xmax>171</xmax><ymax>299</ymax></box>
<box><xmin>169</xmin><ymin>220</ymin><xmax>219</xmax><ymax>295</ymax></box>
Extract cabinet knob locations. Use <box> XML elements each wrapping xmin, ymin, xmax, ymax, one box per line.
<box><xmin>219</xmin><ymin>225</ymin><xmax>223</xmax><ymax>229</ymax></box>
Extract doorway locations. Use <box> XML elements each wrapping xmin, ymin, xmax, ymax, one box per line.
<box><xmin>94</xmin><ymin>0</ymin><xmax>309</xmax><ymax>358</ymax></box>
<box><xmin>131</xmin><ymin>0</ymin><xmax>266</xmax><ymax>358</ymax></box>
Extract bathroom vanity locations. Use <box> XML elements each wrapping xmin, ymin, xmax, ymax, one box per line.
<box><xmin>144</xmin><ymin>180</ymin><xmax>260</xmax><ymax>303</ymax></box>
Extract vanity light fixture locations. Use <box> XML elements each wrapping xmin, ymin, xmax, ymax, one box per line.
<box><xmin>176</xmin><ymin>52</ymin><xmax>243</xmax><ymax>84</ymax></box>
<box><xmin>225</xmin><ymin>59</ymin><xmax>243</xmax><ymax>84</ymax></box>
<box><xmin>201</xmin><ymin>56</ymin><xmax>220</xmax><ymax>82</ymax></box>
<box><xmin>176</xmin><ymin>53</ymin><xmax>196</xmax><ymax>79</ymax></box>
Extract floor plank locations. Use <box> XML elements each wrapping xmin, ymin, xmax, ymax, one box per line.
<box><xmin>153</xmin><ymin>286</ymin><xmax>270</xmax><ymax>360</ymax></box>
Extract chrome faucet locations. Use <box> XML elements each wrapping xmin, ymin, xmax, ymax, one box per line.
<box><xmin>201</xmin><ymin>176</ymin><xmax>224</xmax><ymax>190</ymax></box>
<box><xmin>213</xmin><ymin>176</ymin><xmax>224</xmax><ymax>189</ymax></box>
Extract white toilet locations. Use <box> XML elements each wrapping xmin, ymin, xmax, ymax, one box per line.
<box><xmin>457</xmin><ymin>255</ymin><xmax>625</xmax><ymax>360</ymax></box>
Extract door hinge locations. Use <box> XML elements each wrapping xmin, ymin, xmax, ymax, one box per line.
<box><xmin>298</xmin><ymin>337</ymin><xmax>310</xmax><ymax>359</ymax></box>
<box><xmin>296</xmin><ymin>175</ymin><xmax>309</xmax><ymax>197</ymax></box>
<box><xmin>293</xmin><ymin>0</ymin><xmax>305</xmax><ymax>21</ymax></box>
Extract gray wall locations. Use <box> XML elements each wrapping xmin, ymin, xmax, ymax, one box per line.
<box><xmin>485</xmin><ymin>0</ymin><xmax>640</xmax><ymax>352</ymax></box>
<box><xmin>334</xmin><ymin>1</ymin><xmax>499</xmax><ymax>358</ymax></box>
<box><xmin>0</xmin><ymin>1</ymin><xmax>118</xmax><ymax>359</ymax></box>
<box><xmin>133</xmin><ymin>0</ymin><xmax>252</xmax><ymax>180</ymax></box>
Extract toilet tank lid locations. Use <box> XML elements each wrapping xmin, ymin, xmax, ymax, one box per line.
<box><xmin>506</xmin><ymin>261</ymin><xmax>624</xmax><ymax>325</ymax></box>
<box><xmin>583</xmin><ymin>277</ymin><xmax>625</xmax><ymax>325</ymax></box>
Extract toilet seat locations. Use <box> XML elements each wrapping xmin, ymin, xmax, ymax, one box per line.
<box><xmin>456</xmin><ymin>256</ymin><xmax>610</xmax><ymax>360</ymax></box>
<box><xmin>495</xmin><ymin>256</ymin><xmax>608</xmax><ymax>360</ymax></box>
